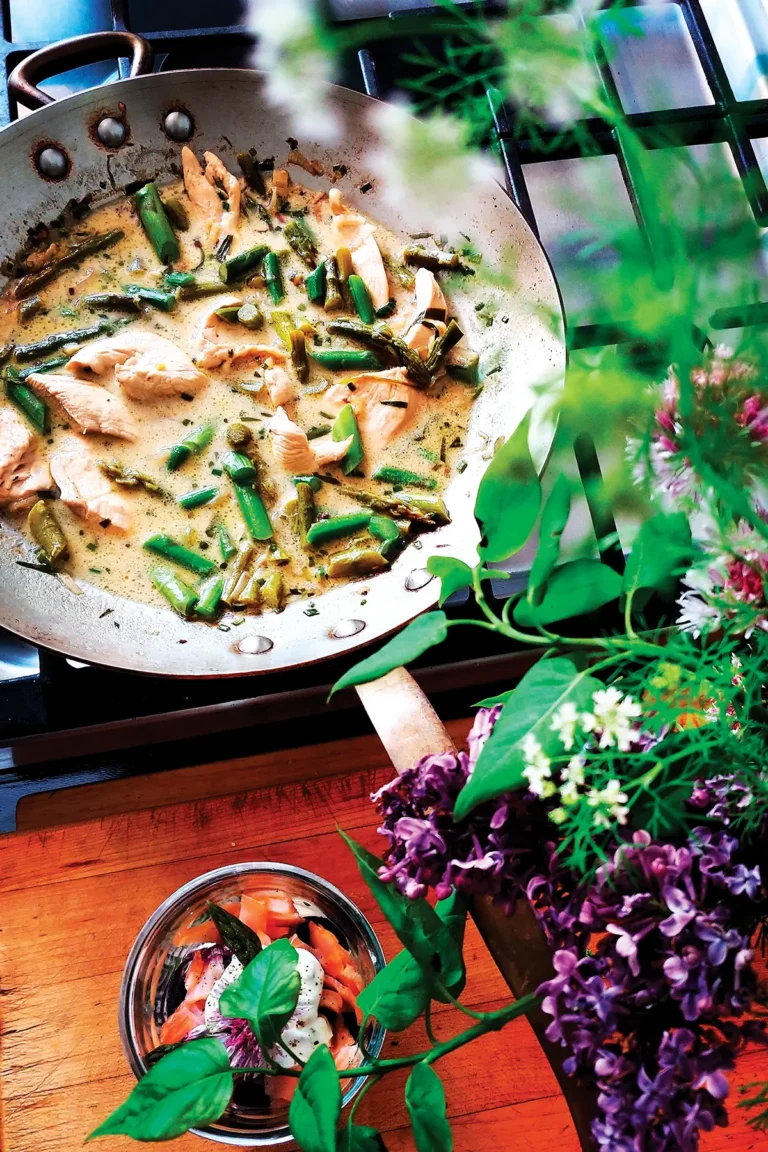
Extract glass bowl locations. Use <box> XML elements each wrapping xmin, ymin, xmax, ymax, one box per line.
<box><xmin>119</xmin><ymin>862</ymin><xmax>386</xmax><ymax>1146</ymax></box>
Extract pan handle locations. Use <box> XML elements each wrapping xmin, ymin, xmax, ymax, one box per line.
<box><xmin>355</xmin><ymin>667</ymin><xmax>596</xmax><ymax>1150</ymax></box>
<box><xmin>9</xmin><ymin>31</ymin><xmax>154</xmax><ymax>112</ymax></box>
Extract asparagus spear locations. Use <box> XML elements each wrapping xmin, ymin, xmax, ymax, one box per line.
<box><xmin>135</xmin><ymin>182</ymin><xmax>180</xmax><ymax>264</ymax></box>
<box><xmin>28</xmin><ymin>500</ymin><xmax>68</xmax><ymax>566</ymax></box>
<box><xmin>323</xmin><ymin>256</ymin><xmax>344</xmax><ymax>311</ymax></box>
<box><xmin>295</xmin><ymin>480</ymin><xmax>315</xmax><ymax>548</ymax></box>
<box><xmin>236</xmin><ymin>150</ymin><xmax>267</xmax><ymax>196</ymax></box>
<box><xmin>176</xmin><ymin>279</ymin><xmax>232</xmax><ymax>300</ymax></box>
<box><xmin>372</xmin><ymin>464</ymin><xmax>437</xmax><ymax>491</ymax></box>
<box><xmin>261</xmin><ymin>571</ymin><xmax>285</xmax><ymax>612</ymax></box>
<box><xmin>328</xmin><ymin>548</ymin><xmax>389</xmax><ymax>578</ymax></box>
<box><xmin>12</xmin><ymin>230</ymin><xmax>124</xmax><ymax>299</ymax></box>
<box><xmin>14</xmin><ymin>317</ymin><xmax>119</xmax><ymax>361</ymax></box>
<box><xmin>226</xmin><ymin>423</ymin><xmax>253</xmax><ymax>450</ymax></box>
<box><xmin>82</xmin><ymin>292</ymin><xmax>142</xmax><ymax>314</ymax></box>
<box><xmin>332</xmin><ymin>404</ymin><xmax>363</xmax><ymax>476</ymax></box>
<box><xmin>339</xmin><ymin>484</ymin><xmax>450</xmax><ymax>526</ymax></box>
<box><xmin>19</xmin><ymin>296</ymin><xmax>44</xmax><ymax>323</ymax></box>
<box><xmin>283</xmin><ymin>218</ymin><xmax>318</xmax><ymax>267</ymax></box>
<box><xmin>167</xmin><ymin>423</ymin><xmax>215</xmax><ymax>471</ymax></box>
<box><xmin>403</xmin><ymin>245</ymin><xmax>474</xmax><ymax>274</ymax></box>
<box><xmin>290</xmin><ymin>330</ymin><xmax>309</xmax><ymax>384</ymax></box>
<box><xmin>326</xmin><ymin>319</ymin><xmax>431</xmax><ymax>386</ymax></box>
<box><xmin>222</xmin><ymin>541</ymin><xmax>255</xmax><ymax>604</ymax></box>
<box><xmin>150</xmin><ymin>563</ymin><xmax>199</xmax><ymax>617</ymax></box>
<box><xmin>218</xmin><ymin>245</ymin><xmax>270</xmax><ymax>284</ymax></box>
<box><xmin>99</xmin><ymin>460</ymin><xmax>168</xmax><ymax>497</ymax></box>
<box><xmin>163</xmin><ymin>197</ymin><xmax>190</xmax><ymax>231</ymax></box>
<box><xmin>12</xmin><ymin>355</ymin><xmax>70</xmax><ymax>381</ymax></box>
<box><xmin>195</xmin><ymin>573</ymin><xmax>224</xmax><ymax>619</ymax></box>
<box><xmin>123</xmin><ymin>285</ymin><xmax>177</xmax><ymax>312</ymax></box>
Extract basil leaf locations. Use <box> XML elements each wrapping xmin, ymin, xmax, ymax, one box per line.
<box><xmin>513</xmin><ymin>558</ymin><xmax>621</xmax><ymax>627</ymax></box>
<box><xmin>207</xmin><ymin>901</ymin><xmax>262</xmax><ymax>966</ymax></box>
<box><xmin>340</xmin><ymin>1125</ymin><xmax>388</xmax><ymax>1152</ymax></box>
<box><xmin>623</xmin><ymin>511</ymin><xmax>694</xmax><ymax>602</ymax></box>
<box><xmin>87</xmin><ymin>1037</ymin><xmax>233</xmax><ymax>1141</ymax></box>
<box><xmin>219</xmin><ymin>938</ymin><xmax>300</xmax><ymax>1051</ymax></box>
<box><xmin>527</xmin><ymin>473</ymin><xmax>571</xmax><ymax>606</ymax></box>
<box><xmin>426</xmin><ymin>557</ymin><xmax>510</xmax><ymax>607</ymax></box>
<box><xmin>329</xmin><ymin>611</ymin><xmax>448</xmax><ymax>698</ymax></box>
<box><xmin>341</xmin><ymin>831</ymin><xmax>463</xmax><ymax>988</ymax></box>
<box><xmin>475</xmin><ymin>412</ymin><xmax>540</xmax><ymax>563</ymax></box>
<box><xmin>405</xmin><ymin>1063</ymin><xmax>452</xmax><ymax>1152</ymax></box>
<box><xmin>454</xmin><ymin>657</ymin><xmax>602</xmax><ymax>819</ymax></box>
<box><xmin>288</xmin><ymin>1044</ymin><xmax>340</xmax><ymax>1152</ymax></box>
<box><xmin>357</xmin><ymin>948</ymin><xmax>430</xmax><ymax>1031</ymax></box>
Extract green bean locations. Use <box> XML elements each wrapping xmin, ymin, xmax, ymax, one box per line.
<box><xmin>143</xmin><ymin>534</ymin><xmax>216</xmax><ymax>575</ymax></box>
<box><xmin>82</xmin><ymin>292</ymin><xmax>142</xmax><ymax>314</ymax></box>
<box><xmin>218</xmin><ymin>245</ymin><xmax>270</xmax><ymax>284</ymax></box>
<box><xmin>232</xmin><ymin>479</ymin><xmax>273</xmax><ymax>541</ymax></box>
<box><xmin>261</xmin><ymin>571</ymin><xmax>284</xmax><ymax>612</ymax></box>
<box><xmin>263</xmin><ymin>251</ymin><xmax>284</xmax><ymax>304</ymax></box>
<box><xmin>328</xmin><ymin>548</ymin><xmax>389</xmax><ymax>579</ymax></box>
<box><xmin>13</xmin><ymin>354</ymin><xmax>70</xmax><ymax>381</ymax></box>
<box><xmin>6</xmin><ymin>374</ymin><xmax>49</xmax><ymax>433</ymax></box>
<box><xmin>14</xmin><ymin>317</ymin><xmax>118</xmax><ymax>361</ymax></box>
<box><xmin>375</xmin><ymin>298</ymin><xmax>396</xmax><ymax>318</ymax></box>
<box><xmin>306</xmin><ymin>424</ymin><xmax>331</xmax><ymax>441</ymax></box>
<box><xmin>295</xmin><ymin>480</ymin><xmax>315</xmax><ymax>548</ymax></box>
<box><xmin>283</xmin><ymin>218</ymin><xmax>318</xmax><ymax>267</ymax></box>
<box><xmin>123</xmin><ymin>285</ymin><xmax>177</xmax><ymax>312</ymax></box>
<box><xmin>238</xmin><ymin>302</ymin><xmax>263</xmax><ymax>330</ymax></box>
<box><xmin>323</xmin><ymin>256</ymin><xmax>343</xmax><ymax>311</ymax></box>
<box><xmin>325</xmin><ymin>319</ymin><xmax>430</xmax><ymax>385</ymax></box>
<box><xmin>402</xmin><ymin>493</ymin><xmax>451</xmax><ymax>525</ymax></box>
<box><xmin>332</xmin><ymin>404</ymin><xmax>363</xmax><ymax>476</ymax></box>
<box><xmin>446</xmin><ymin>348</ymin><xmax>479</xmax><ymax>384</ymax></box>
<box><xmin>218</xmin><ymin>520</ymin><xmax>237</xmax><ymax>561</ymax></box>
<box><xmin>164</xmin><ymin>271</ymin><xmax>196</xmax><ymax>288</ymax></box>
<box><xmin>403</xmin><ymin>245</ymin><xmax>474</xmax><ymax>274</ymax></box>
<box><xmin>290</xmin><ymin>330</ymin><xmax>309</xmax><ymax>384</ymax></box>
<box><xmin>236</xmin><ymin>150</ymin><xmax>267</xmax><ymax>196</ymax></box>
<box><xmin>348</xmin><ymin>274</ymin><xmax>375</xmax><ymax>324</ymax></box>
<box><xmin>305</xmin><ymin>262</ymin><xmax>326</xmax><ymax>305</ymax></box>
<box><xmin>178</xmin><ymin>486</ymin><xmax>219</xmax><ymax>510</ymax></box>
<box><xmin>135</xmin><ymin>182</ymin><xmax>180</xmax><ymax>264</ymax></box>
<box><xmin>215</xmin><ymin>303</ymin><xmax>242</xmax><ymax>323</ymax></box>
<box><xmin>13</xmin><ymin>230</ymin><xmax>124</xmax><ymax>299</ymax></box>
<box><xmin>226</xmin><ymin>423</ymin><xmax>253</xmax><ymax>450</ymax></box>
<box><xmin>369</xmin><ymin>514</ymin><xmax>401</xmax><ymax>556</ymax></box>
<box><xmin>195</xmin><ymin>573</ymin><xmax>224</xmax><ymax>619</ymax></box>
<box><xmin>306</xmin><ymin>512</ymin><xmax>371</xmax><ymax>547</ymax></box>
<box><xmin>163</xmin><ymin>197</ymin><xmax>190</xmax><ymax>231</ymax></box>
<box><xmin>28</xmin><ymin>500</ymin><xmax>68</xmax><ymax>566</ymax></box>
<box><xmin>176</xmin><ymin>279</ymin><xmax>231</xmax><ymax>300</ymax></box>
<box><xmin>308</xmin><ymin>348</ymin><xmax>383</xmax><ymax>371</ymax></box>
<box><xmin>19</xmin><ymin>296</ymin><xmax>43</xmax><ymax>323</ymax></box>
<box><xmin>221</xmin><ymin>451</ymin><xmax>257</xmax><ymax>484</ymax></box>
<box><xmin>292</xmin><ymin>474</ymin><xmax>322</xmax><ymax>491</ymax></box>
<box><xmin>149</xmin><ymin>563</ymin><xmax>199</xmax><ymax>617</ymax></box>
<box><xmin>372</xmin><ymin>464</ymin><xmax>437</xmax><ymax>490</ymax></box>
<box><xmin>269</xmin><ymin>310</ymin><xmax>294</xmax><ymax>351</ymax></box>
<box><xmin>98</xmin><ymin>460</ymin><xmax>168</xmax><ymax>496</ymax></box>
<box><xmin>222</xmin><ymin>541</ymin><xmax>254</xmax><ymax>603</ymax></box>
<box><xmin>167</xmin><ymin>423</ymin><xmax>215</xmax><ymax>471</ymax></box>
<box><xmin>237</xmin><ymin>567</ymin><xmax>263</xmax><ymax>609</ymax></box>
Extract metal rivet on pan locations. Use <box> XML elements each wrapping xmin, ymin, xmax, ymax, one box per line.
<box><xmin>236</xmin><ymin>634</ymin><xmax>273</xmax><ymax>655</ymax></box>
<box><xmin>330</xmin><ymin>619</ymin><xmax>366</xmax><ymax>639</ymax></box>
<box><xmin>164</xmin><ymin>110</ymin><xmax>194</xmax><ymax>141</ymax></box>
<box><xmin>96</xmin><ymin>116</ymin><xmax>127</xmax><ymax>148</ymax></box>
<box><xmin>405</xmin><ymin>568</ymin><xmax>434</xmax><ymax>591</ymax></box>
<box><xmin>36</xmin><ymin>146</ymin><xmax>68</xmax><ymax>179</ymax></box>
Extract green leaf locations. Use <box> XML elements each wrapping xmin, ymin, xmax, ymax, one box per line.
<box><xmin>340</xmin><ymin>1126</ymin><xmax>388</xmax><ymax>1152</ymax></box>
<box><xmin>475</xmin><ymin>412</ymin><xmax>541</xmax><ymax>563</ymax></box>
<box><xmin>219</xmin><ymin>938</ymin><xmax>300</xmax><ymax>1051</ymax></box>
<box><xmin>527</xmin><ymin>473</ymin><xmax>571</xmax><ymax>605</ymax></box>
<box><xmin>454</xmin><ymin>657</ymin><xmax>602</xmax><ymax>819</ymax></box>
<box><xmin>405</xmin><ymin>1063</ymin><xmax>453</xmax><ymax>1152</ymax></box>
<box><xmin>513</xmin><ymin>558</ymin><xmax>621</xmax><ymax>627</ymax></box>
<box><xmin>87</xmin><ymin>1037</ymin><xmax>233</xmax><ymax>1141</ymax></box>
<box><xmin>207</xmin><ymin>902</ymin><xmax>262</xmax><ymax>966</ymax></box>
<box><xmin>474</xmin><ymin>688</ymin><xmax>515</xmax><ymax>707</ymax></box>
<box><xmin>426</xmin><ymin>557</ymin><xmax>510</xmax><ymax>607</ymax></box>
<box><xmin>431</xmin><ymin>891</ymin><xmax>468</xmax><ymax>1003</ymax></box>
<box><xmin>623</xmin><ymin>511</ymin><xmax>694</xmax><ymax>603</ymax></box>
<box><xmin>288</xmin><ymin>1044</ymin><xmax>341</xmax><ymax>1152</ymax></box>
<box><xmin>329</xmin><ymin>611</ymin><xmax>448</xmax><ymax>698</ymax></box>
<box><xmin>341</xmin><ymin>831</ymin><xmax>463</xmax><ymax>988</ymax></box>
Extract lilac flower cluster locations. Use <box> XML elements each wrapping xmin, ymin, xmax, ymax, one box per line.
<box><xmin>373</xmin><ymin>709</ymin><xmax>766</xmax><ymax>1151</ymax></box>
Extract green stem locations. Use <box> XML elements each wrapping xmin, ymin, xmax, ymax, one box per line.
<box><xmin>425</xmin><ymin>999</ymin><xmax>439</xmax><ymax>1046</ymax></box>
<box><xmin>348</xmin><ymin>1072</ymin><xmax>380</xmax><ymax>1127</ymax></box>
<box><xmin>433</xmin><ymin>979</ymin><xmax>487</xmax><ymax>1021</ymax></box>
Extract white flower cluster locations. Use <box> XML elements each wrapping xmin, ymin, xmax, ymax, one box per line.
<box><xmin>521</xmin><ymin>687</ymin><xmax>640</xmax><ymax>830</ymax></box>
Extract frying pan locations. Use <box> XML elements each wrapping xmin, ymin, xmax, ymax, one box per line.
<box><xmin>0</xmin><ymin>31</ymin><xmax>565</xmax><ymax>678</ymax></box>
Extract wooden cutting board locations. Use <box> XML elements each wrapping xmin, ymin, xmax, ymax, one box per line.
<box><xmin>0</xmin><ymin>722</ymin><xmax>764</xmax><ymax>1151</ymax></box>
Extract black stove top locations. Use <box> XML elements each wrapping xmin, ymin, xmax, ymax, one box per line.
<box><xmin>0</xmin><ymin>0</ymin><xmax>760</xmax><ymax>828</ymax></box>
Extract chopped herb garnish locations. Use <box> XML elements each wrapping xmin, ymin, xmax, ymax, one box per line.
<box><xmin>379</xmin><ymin>399</ymin><xmax>408</xmax><ymax>408</ymax></box>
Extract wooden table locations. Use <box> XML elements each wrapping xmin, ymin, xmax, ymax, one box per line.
<box><xmin>0</xmin><ymin>721</ymin><xmax>766</xmax><ymax>1151</ymax></box>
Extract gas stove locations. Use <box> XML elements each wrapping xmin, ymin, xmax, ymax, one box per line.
<box><xmin>0</xmin><ymin>0</ymin><xmax>761</xmax><ymax>828</ymax></box>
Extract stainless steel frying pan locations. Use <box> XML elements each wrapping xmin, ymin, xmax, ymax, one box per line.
<box><xmin>0</xmin><ymin>31</ymin><xmax>565</xmax><ymax>677</ymax></box>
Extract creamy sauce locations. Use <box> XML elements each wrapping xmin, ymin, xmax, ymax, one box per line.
<box><xmin>0</xmin><ymin>170</ymin><xmax>476</xmax><ymax>620</ymax></box>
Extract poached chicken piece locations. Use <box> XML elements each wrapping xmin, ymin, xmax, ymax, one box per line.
<box><xmin>264</xmin><ymin>363</ymin><xmax>295</xmax><ymax>406</ymax></box>
<box><xmin>181</xmin><ymin>148</ymin><xmax>241</xmax><ymax>248</ymax></box>
<box><xmin>323</xmin><ymin>368</ymin><xmax>425</xmax><ymax>455</ymax></box>
<box><xmin>196</xmin><ymin>296</ymin><xmax>288</xmax><ymax>372</ymax></box>
<box><xmin>269</xmin><ymin>406</ymin><xmax>353</xmax><ymax>473</ymax></box>
<box><xmin>49</xmin><ymin>440</ymin><xmax>131</xmax><ymax>531</ymax></box>
<box><xmin>328</xmin><ymin>189</ymin><xmax>390</xmax><ymax>310</ymax></box>
<box><xmin>0</xmin><ymin>408</ymin><xmax>51</xmax><ymax>510</ymax></box>
<box><xmin>26</xmin><ymin>373</ymin><xmax>138</xmax><ymax>441</ymax></box>
<box><xmin>67</xmin><ymin>332</ymin><xmax>207</xmax><ymax>401</ymax></box>
<box><xmin>403</xmin><ymin>268</ymin><xmax>448</xmax><ymax>360</ymax></box>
